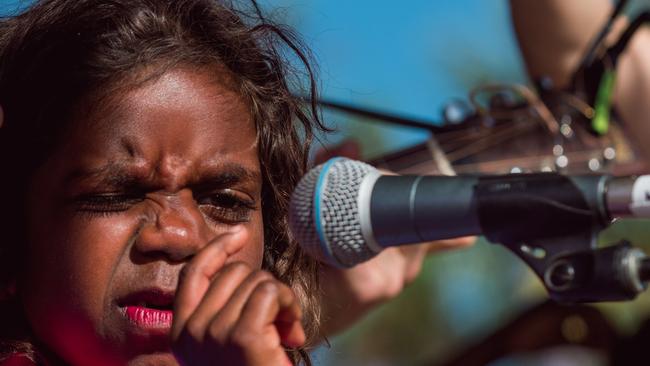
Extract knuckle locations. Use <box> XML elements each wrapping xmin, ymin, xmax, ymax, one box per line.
<box><xmin>206</xmin><ymin>317</ymin><xmax>228</xmax><ymax>345</ymax></box>
<box><xmin>230</xmin><ymin>326</ymin><xmax>258</xmax><ymax>347</ymax></box>
<box><xmin>383</xmin><ymin>279</ymin><xmax>405</xmax><ymax>300</ymax></box>
<box><xmin>251</xmin><ymin>270</ymin><xmax>274</xmax><ymax>283</ymax></box>
<box><xmin>224</xmin><ymin>261</ymin><xmax>252</xmax><ymax>276</ymax></box>
<box><xmin>255</xmin><ymin>280</ymin><xmax>279</xmax><ymax>296</ymax></box>
<box><xmin>276</xmin><ymin>281</ymin><xmax>295</xmax><ymax>299</ymax></box>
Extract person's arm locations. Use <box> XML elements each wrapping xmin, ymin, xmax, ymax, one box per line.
<box><xmin>510</xmin><ymin>0</ymin><xmax>616</xmax><ymax>89</ymax></box>
<box><xmin>612</xmin><ymin>20</ymin><xmax>650</xmax><ymax>164</ymax></box>
<box><xmin>511</xmin><ymin>0</ymin><xmax>650</xmax><ymax>164</ymax></box>
<box><xmin>319</xmin><ymin>237</ymin><xmax>474</xmax><ymax>336</ymax></box>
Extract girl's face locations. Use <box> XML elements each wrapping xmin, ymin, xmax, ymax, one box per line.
<box><xmin>19</xmin><ymin>67</ymin><xmax>264</xmax><ymax>365</ymax></box>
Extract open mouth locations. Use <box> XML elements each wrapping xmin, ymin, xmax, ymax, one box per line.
<box><xmin>118</xmin><ymin>290</ymin><xmax>175</xmax><ymax>330</ymax></box>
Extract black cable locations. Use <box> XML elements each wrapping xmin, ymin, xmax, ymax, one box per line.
<box><xmin>569</xmin><ymin>4</ymin><xmax>648</xmax><ymax>118</ymax></box>
<box><xmin>317</xmin><ymin>99</ymin><xmax>448</xmax><ymax>133</ymax></box>
<box><xmin>606</xmin><ymin>11</ymin><xmax>650</xmax><ymax>67</ymax></box>
<box><xmin>576</xmin><ymin>0</ymin><xmax>629</xmax><ymax>73</ymax></box>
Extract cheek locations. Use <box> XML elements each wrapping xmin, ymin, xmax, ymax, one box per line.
<box><xmin>21</xmin><ymin>212</ymin><xmax>139</xmax><ymax>341</ymax></box>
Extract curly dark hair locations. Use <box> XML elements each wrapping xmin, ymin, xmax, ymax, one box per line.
<box><xmin>0</xmin><ymin>0</ymin><xmax>326</xmax><ymax>364</ymax></box>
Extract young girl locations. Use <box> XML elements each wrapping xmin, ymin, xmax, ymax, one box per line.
<box><xmin>0</xmin><ymin>0</ymin><xmax>324</xmax><ymax>364</ymax></box>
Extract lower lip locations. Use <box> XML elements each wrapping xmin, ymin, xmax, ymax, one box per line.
<box><xmin>123</xmin><ymin>306</ymin><xmax>173</xmax><ymax>330</ymax></box>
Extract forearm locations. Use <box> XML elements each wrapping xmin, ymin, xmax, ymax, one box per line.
<box><xmin>510</xmin><ymin>0</ymin><xmax>614</xmax><ymax>88</ymax></box>
<box><xmin>319</xmin><ymin>237</ymin><xmax>475</xmax><ymax>336</ymax></box>
<box><xmin>613</xmin><ymin>26</ymin><xmax>650</xmax><ymax>163</ymax></box>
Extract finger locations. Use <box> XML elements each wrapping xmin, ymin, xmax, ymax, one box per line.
<box><xmin>205</xmin><ymin>270</ymin><xmax>275</xmax><ymax>340</ymax></box>
<box><xmin>395</xmin><ymin>245</ymin><xmax>428</xmax><ymax>284</ymax></box>
<box><xmin>172</xmin><ymin>238</ymin><xmax>244</xmax><ymax>340</ymax></box>
<box><xmin>235</xmin><ymin>282</ymin><xmax>305</xmax><ymax>349</ymax></box>
<box><xmin>271</xmin><ymin>284</ymin><xmax>305</xmax><ymax>348</ymax></box>
<box><xmin>426</xmin><ymin>236</ymin><xmax>476</xmax><ymax>253</ymax></box>
<box><xmin>182</xmin><ymin>262</ymin><xmax>253</xmax><ymax>341</ymax></box>
<box><xmin>274</xmin><ymin>305</ymin><xmax>306</xmax><ymax>349</ymax></box>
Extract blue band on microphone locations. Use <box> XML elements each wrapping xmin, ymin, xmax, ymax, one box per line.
<box><xmin>314</xmin><ymin>157</ymin><xmax>341</xmax><ymax>266</ymax></box>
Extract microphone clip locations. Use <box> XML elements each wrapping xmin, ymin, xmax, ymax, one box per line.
<box><xmin>505</xmin><ymin>237</ymin><xmax>646</xmax><ymax>303</ymax></box>
<box><xmin>475</xmin><ymin>173</ymin><xmax>648</xmax><ymax>302</ymax></box>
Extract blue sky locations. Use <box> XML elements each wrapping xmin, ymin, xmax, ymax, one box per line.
<box><xmin>268</xmin><ymin>0</ymin><xmax>527</xmax><ymax>115</ymax></box>
<box><xmin>264</xmin><ymin>0</ymin><xmax>529</xmax><ymax>155</ymax></box>
<box><xmin>0</xmin><ymin>0</ymin><xmax>27</xmax><ymax>14</ymax></box>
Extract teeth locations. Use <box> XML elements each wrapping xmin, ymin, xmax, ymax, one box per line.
<box><xmin>138</xmin><ymin>302</ymin><xmax>147</xmax><ymax>307</ymax></box>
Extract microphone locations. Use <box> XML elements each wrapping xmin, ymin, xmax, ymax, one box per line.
<box><xmin>289</xmin><ymin>157</ymin><xmax>650</xmax><ymax>268</ymax></box>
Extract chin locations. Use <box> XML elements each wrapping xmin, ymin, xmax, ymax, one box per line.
<box><xmin>127</xmin><ymin>352</ymin><xmax>179</xmax><ymax>366</ymax></box>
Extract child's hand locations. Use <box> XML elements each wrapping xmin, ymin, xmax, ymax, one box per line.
<box><xmin>170</xmin><ymin>240</ymin><xmax>305</xmax><ymax>366</ymax></box>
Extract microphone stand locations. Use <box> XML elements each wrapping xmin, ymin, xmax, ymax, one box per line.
<box><xmin>305</xmin><ymin>1</ymin><xmax>650</xmax><ymax>303</ymax></box>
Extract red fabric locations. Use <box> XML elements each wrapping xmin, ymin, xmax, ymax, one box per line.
<box><xmin>0</xmin><ymin>354</ymin><xmax>36</xmax><ymax>366</ymax></box>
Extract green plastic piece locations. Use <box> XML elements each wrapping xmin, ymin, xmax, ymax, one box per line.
<box><xmin>592</xmin><ymin>69</ymin><xmax>616</xmax><ymax>135</ymax></box>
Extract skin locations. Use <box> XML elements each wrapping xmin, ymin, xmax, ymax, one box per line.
<box><xmin>17</xmin><ymin>67</ymin><xmax>304</xmax><ymax>365</ymax></box>
<box><xmin>319</xmin><ymin>238</ymin><xmax>474</xmax><ymax>336</ymax></box>
<box><xmin>511</xmin><ymin>0</ymin><xmax>650</xmax><ymax>166</ymax></box>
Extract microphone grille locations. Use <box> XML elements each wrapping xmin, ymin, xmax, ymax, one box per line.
<box><xmin>289</xmin><ymin>158</ymin><xmax>378</xmax><ymax>268</ymax></box>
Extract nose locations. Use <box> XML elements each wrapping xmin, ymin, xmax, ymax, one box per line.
<box><xmin>134</xmin><ymin>189</ymin><xmax>213</xmax><ymax>262</ymax></box>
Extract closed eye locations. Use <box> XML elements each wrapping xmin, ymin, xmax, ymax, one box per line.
<box><xmin>72</xmin><ymin>193</ymin><xmax>145</xmax><ymax>217</ymax></box>
<box><xmin>197</xmin><ymin>191</ymin><xmax>256</xmax><ymax>225</ymax></box>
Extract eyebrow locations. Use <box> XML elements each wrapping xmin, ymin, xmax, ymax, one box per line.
<box><xmin>66</xmin><ymin>162</ymin><xmax>136</xmax><ymax>188</ymax></box>
<box><xmin>65</xmin><ymin>162</ymin><xmax>262</xmax><ymax>191</ymax></box>
<box><xmin>190</xmin><ymin>164</ymin><xmax>262</xmax><ymax>191</ymax></box>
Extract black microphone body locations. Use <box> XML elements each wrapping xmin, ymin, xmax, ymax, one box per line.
<box><xmin>289</xmin><ymin>158</ymin><xmax>650</xmax><ymax>268</ymax></box>
<box><xmin>370</xmin><ymin>173</ymin><xmax>608</xmax><ymax>248</ymax></box>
